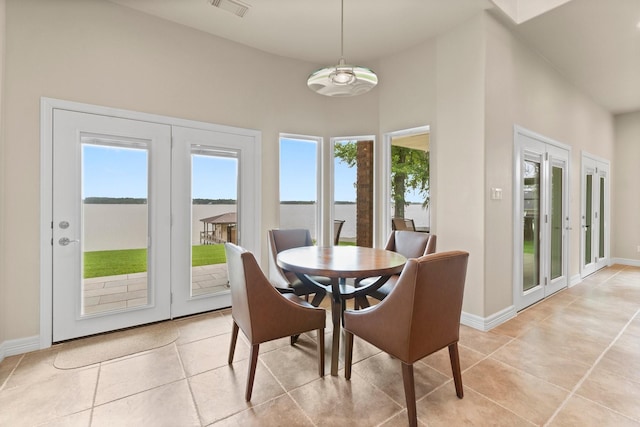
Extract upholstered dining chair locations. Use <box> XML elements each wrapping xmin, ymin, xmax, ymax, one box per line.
<box><xmin>356</xmin><ymin>231</ymin><xmax>436</xmax><ymax>307</ymax></box>
<box><xmin>344</xmin><ymin>251</ymin><xmax>469</xmax><ymax>427</ymax></box>
<box><xmin>225</xmin><ymin>242</ymin><xmax>326</xmax><ymax>401</ymax></box>
<box><xmin>267</xmin><ymin>228</ymin><xmax>329</xmax><ymax>306</ymax></box>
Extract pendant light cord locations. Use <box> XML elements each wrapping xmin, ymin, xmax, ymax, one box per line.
<box><xmin>340</xmin><ymin>0</ymin><xmax>345</xmax><ymax>62</ymax></box>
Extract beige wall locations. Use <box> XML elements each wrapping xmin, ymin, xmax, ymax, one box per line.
<box><xmin>613</xmin><ymin>111</ymin><xmax>640</xmax><ymax>262</ymax></box>
<box><xmin>1</xmin><ymin>0</ymin><xmax>379</xmax><ymax>342</ymax></box>
<box><xmin>0</xmin><ymin>0</ymin><xmax>6</xmax><ymax>348</ymax></box>
<box><xmin>484</xmin><ymin>13</ymin><xmax>614</xmax><ymax>315</ymax></box>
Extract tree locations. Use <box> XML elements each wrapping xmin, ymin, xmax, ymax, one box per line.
<box><xmin>334</xmin><ymin>141</ymin><xmax>429</xmax><ymax>219</ymax></box>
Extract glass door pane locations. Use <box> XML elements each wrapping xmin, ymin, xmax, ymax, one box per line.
<box><xmin>550</xmin><ymin>165</ymin><xmax>563</xmax><ymax>280</ymax></box>
<box><xmin>599</xmin><ymin>175</ymin><xmax>605</xmax><ymax>259</ymax></box>
<box><xmin>523</xmin><ymin>159</ymin><xmax>541</xmax><ymax>292</ymax></box>
<box><xmin>82</xmin><ymin>142</ymin><xmax>149</xmax><ymax>316</ymax></box>
<box><xmin>584</xmin><ymin>173</ymin><xmax>593</xmax><ymax>265</ymax></box>
<box><xmin>190</xmin><ymin>152</ymin><xmax>237</xmax><ymax>297</ymax></box>
<box><xmin>333</xmin><ymin>140</ymin><xmax>357</xmax><ymax>246</ymax></box>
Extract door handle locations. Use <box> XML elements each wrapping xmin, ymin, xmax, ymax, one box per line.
<box><xmin>59</xmin><ymin>237</ymin><xmax>80</xmax><ymax>246</ymax></box>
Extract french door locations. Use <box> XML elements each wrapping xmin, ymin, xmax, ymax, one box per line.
<box><xmin>581</xmin><ymin>154</ymin><xmax>610</xmax><ymax>277</ymax></box>
<box><xmin>514</xmin><ymin>127</ymin><xmax>569</xmax><ymax>311</ymax></box>
<box><xmin>52</xmin><ymin>110</ymin><xmax>172</xmax><ymax>341</ymax></box>
<box><xmin>48</xmin><ymin>104</ymin><xmax>260</xmax><ymax>342</ymax></box>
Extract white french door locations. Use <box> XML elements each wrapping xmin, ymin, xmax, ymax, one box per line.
<box><xmin>581</xmin><ymin>154</ymin><xmax>610</xmax><ymax>277</ymax></box>
<box><xmin>514</xmin><ymin>127</ymin><xmax>570</xmax><ymax>311</ymax></box>
<box><xmin>47</xmin><ymin>101</ymin><xmax>261</xmax><ymax>343</ymax></box>
<box><xmin>52</xmin><ymin>110</ymin><xmax>172</xmax><ymax>341</ymax></box>
<box><xmin>171</xmin><ymin>126</ymin><xmax>260</xmax><ymax>317</ymax></box>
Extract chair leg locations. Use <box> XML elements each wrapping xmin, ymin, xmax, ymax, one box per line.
<box><xmin>317</xmin><ymin>328</ymin><xmax>325</xmax><ymax>377</ymax></box>
<box><xmin>344</xmin><ymin>331</ymin><xmax>354</xmax><ymax>380</ymax></box>
<box><xmin>355</xmin><ymin>295</ymin><xmax>370</xmax><ymax>310</ymax></box>
<box><xmin>245</xmin><ymin>344</ymin><xmax>260</xmax><ymax>401</ymax></box>
<box><xmin>401</xmin><ymin>363</ymin><xmax>418</xmax><ymax>427</ymax></box>
<box><xmin>310</xmin><ymin>290</ymin><xmax>326</xmax><ymax>307</ymax></box>
<box><xmin>228</xmin><ymin>321</ymin><xmax>239</xmax><ymax>364</ymax></box>
<box><xmin>448</xmin><ymin>342</ymin><xmax>464</xmax><ymax>398</ymax></box>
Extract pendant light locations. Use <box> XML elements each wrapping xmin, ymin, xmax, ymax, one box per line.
<box><xmin>307</xmin><ymin>0</ymin><xmax>378</xmax><ymax>97</ymax></box>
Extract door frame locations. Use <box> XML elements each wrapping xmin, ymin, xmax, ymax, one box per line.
<box><xmin>40</xmin><ymin>97</ymin><xmax>261</xmax><ymax>348</ymax></box>
<box><xmin>380</xmin><ymin>125</ymin><xmax>430</xmax><ymax>248</ymax></box>
<box><xmin>513</xmin><ymin>125</ymin><xmax>570</xmax><ymax>311</ymax></box>
<box><xmin>580</xmin><ymin>151</ymin><xmax>610</xmax><ymax>277</ymax></box>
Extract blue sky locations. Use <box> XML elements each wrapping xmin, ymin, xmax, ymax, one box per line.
<box><xmin>83</xmin><ymin>139</ymin><xmax>422</xmax><ymax>202</ymax></box>
<box><xmin>82</xmin><ymin>145</ymin><xmax>238</xmax><ymax>199</ymax></box>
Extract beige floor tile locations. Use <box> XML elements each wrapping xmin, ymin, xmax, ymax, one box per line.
<box><xmin>38</xmin><ymin>409</ymin><xmax>92</xmax><ymax>427</ymax></box>
<box><xmin>95</xmin><ymin>344</ymin><xmax>185</xmax><ymax>405</ymax></box>
<box><xmin>378</xmin><ymin>410</ymin><xmax>428</xmax><ymax>426</ymax></box>
<box><xmin>289</xmin><ymin>372</ymin><xmax>402</xmax><ymax>427</ymax></box>
<box><xmin>548</xmin><ymin>395</ymin><xmax>640</xmax><ymax>426</ymax></box>
<box><xmin>421</xmin><ymin>344</ymin><xmax>486</xmax><ymax>378</ymax></box>
<box><xmin>491</xmin><ymin>338</ymin><xmax>591</xmax><ymax>389</ymax></box>
<box><xmin>458</xmin><ymin>326</ymin><xmax>512</xmax><ymax>355</ymax></box>
<box><xmin>92</xmin><ymin>380</ymin><xmax>200</xmax><ymax>427</ymax></box>
<box><xmin>596</xmin><ymin>333</ymin><xmax>640</xmax><ymax>383</ymax></box>
<box><xmin>259</xmin><ymin>336</ymin><xmax>326</xmax><ymax>391</ymax></box>
<box><xmin>463</xmin><ymin>358</ymin><xmax>568</xmax><ymax>425</ymax></box>
<box><xmin>175</xmin><ymin>311</ymin><xmax>233</xmax><ymax>345</ymax></box>
<box><xmin>0</xmin><ymin>354</ymin><xmax>21</xmax><ymax>388</ymax></box>
<box><xmin>0</xmin><ymin>367</ymin><xmax>98</xmax><ymax>426</ymax></box>
<box><xmin>3</xmin><ymin>347</ymin><xmax>66</xmax><ymax>390</ymax></box>
<box><xmin>351</xmin><ymin>352</ymin><xmax>449</xmax><ymax>406</ymax></box>
<box><xmin>576</xmin><ymin>365</ymin><xmax>640</xmax><ymax>421</ymax></box>
<box><xmin>491</xmin><ymin>314</ymin><xmax>538</xmax><ymax>338</ymax></box>
<box><xmin>517</xmin><ymin>322</ymin><xmax>611</xmax><ymax>366</ymax></box>
<box><xmin>211</xmin><ymin>394</ymin><xmax>315</xmax><ymax>426</ymax></box>
<box><xmin>189</xmin><ymin>360</ymin><xmax>286</xmax><ymax>425</ymax></box>
<box><xmin>416</xmin><ymin>386</ymin><xmax>534</xmax><ymax>427</ymax></box>
<box><xmin>178</xmin><ymin>332</ymin><xmax>250</xmax><ymax>377</ymax></box>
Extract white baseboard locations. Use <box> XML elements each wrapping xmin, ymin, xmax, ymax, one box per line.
<box><xmin>0</xmin><ymin>335</ymin><xmax>40</xmax><ymax>363</ymax></box>
<box><xmin>611</xmin><ymin>258</ymin><xmax>640</xmax><ymax>267</ymax></box>
<box><xmin>461</xmin><ymin>305</ymin><xmax>517</xmax><ymax>332</ymax></box>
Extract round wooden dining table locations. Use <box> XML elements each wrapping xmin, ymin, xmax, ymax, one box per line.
<box><xmin>277</xmin><ymin>246</ymin><xmax>406</xmax><ymax>376</ymax></box>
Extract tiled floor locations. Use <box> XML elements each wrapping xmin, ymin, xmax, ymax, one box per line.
<box><xmin>1</xmin><ymin>265</ymin><xmax>639</xmax><ymax>426</ymax></box>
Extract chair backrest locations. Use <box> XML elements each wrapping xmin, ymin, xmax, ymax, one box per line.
<box><xmin>225</xmin><ymin>242</ymin><xmax>262</xmax><ymax>341</ymax></box>
<box><xmin>385</xmin><ymin>231</ymin><xmax>437</xmax><ymax>259</ymax></box>
<box><xmin>367</xmin><ymin>251</ymin><xmax>469</xmax><ymax>363</ymax></box>
<box><xmin>334</xmin><ymin>220</ymin><xmax>345</xmax><ymax>245</ymax></box>
<box><xmin>267</xmin><ymin>229</ymin><xmax>313</xmax><ymax>287</ymax></box>
<box><xmin>392</xmin><ymin>218</ymin><xmax>416</xmax><ymax>231</ymax></box>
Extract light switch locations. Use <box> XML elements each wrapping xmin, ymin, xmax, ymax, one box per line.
<box><xmin>491</xmin><ymin>187</ymin><xmax>503</xmax><ymax>200</ymax></box>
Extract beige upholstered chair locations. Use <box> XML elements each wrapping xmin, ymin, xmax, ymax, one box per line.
<box><xmin>225</xmin><ymin>243</ymin><xmax>326</xmax><ymax>401</ymax></box>
<box><xmin>267</xmin><ymin>229</ymin><xmax>329</xmax><ymax>306</ymax></box>
<box><xmin>357</xmin><ymin>231</ymin><xmax>436</xmax><ymax>305</ymax></box>
<box><xmin>344</xmin><ymin>251</ymin><xmax>469</xmax><ymax>427</ymax></box>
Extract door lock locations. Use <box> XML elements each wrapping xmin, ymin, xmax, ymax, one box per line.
<box><xmin>59</xmin><ymin>237</ymin><xmax>79</xmax><ymax>246</ymax></box>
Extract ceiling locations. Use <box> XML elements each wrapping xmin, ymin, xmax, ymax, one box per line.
<box><xmin>108</xmin><ymin>0</ymin><xmax>640</xmax><ymax>115</ymax></box>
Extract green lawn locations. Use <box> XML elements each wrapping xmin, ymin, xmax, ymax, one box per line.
<box><xmin>83</xmin><ymin>244</ymin><xmax>226</xmax><ymax>279</ymax></box>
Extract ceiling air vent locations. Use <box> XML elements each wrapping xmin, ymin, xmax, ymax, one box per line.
<box><xmin>209</xmin><ymin>0</ymin><xmax>251</xmax><ymax>18</ymax></box>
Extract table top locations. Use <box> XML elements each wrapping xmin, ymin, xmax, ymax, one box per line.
<box><xmin>277</xmin><ymin>246</ymin><xmax>406</xmax><ymax>279</ymax></box>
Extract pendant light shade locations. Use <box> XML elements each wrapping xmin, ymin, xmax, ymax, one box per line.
<box><xmin>307</xmin><ymin>0</ymin><xmax>378</xmax><ymax>97</ymax></box>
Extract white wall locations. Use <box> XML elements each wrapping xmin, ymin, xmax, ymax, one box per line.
<box><xmin>613</xmin><ymin>111</ymin><xmax>640</xmax><ymax>262</ymax></box>
<box><xmin>1</xmin><ymin>0</ymin><xmax>378</xmax><ymax>343</ymax></box>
